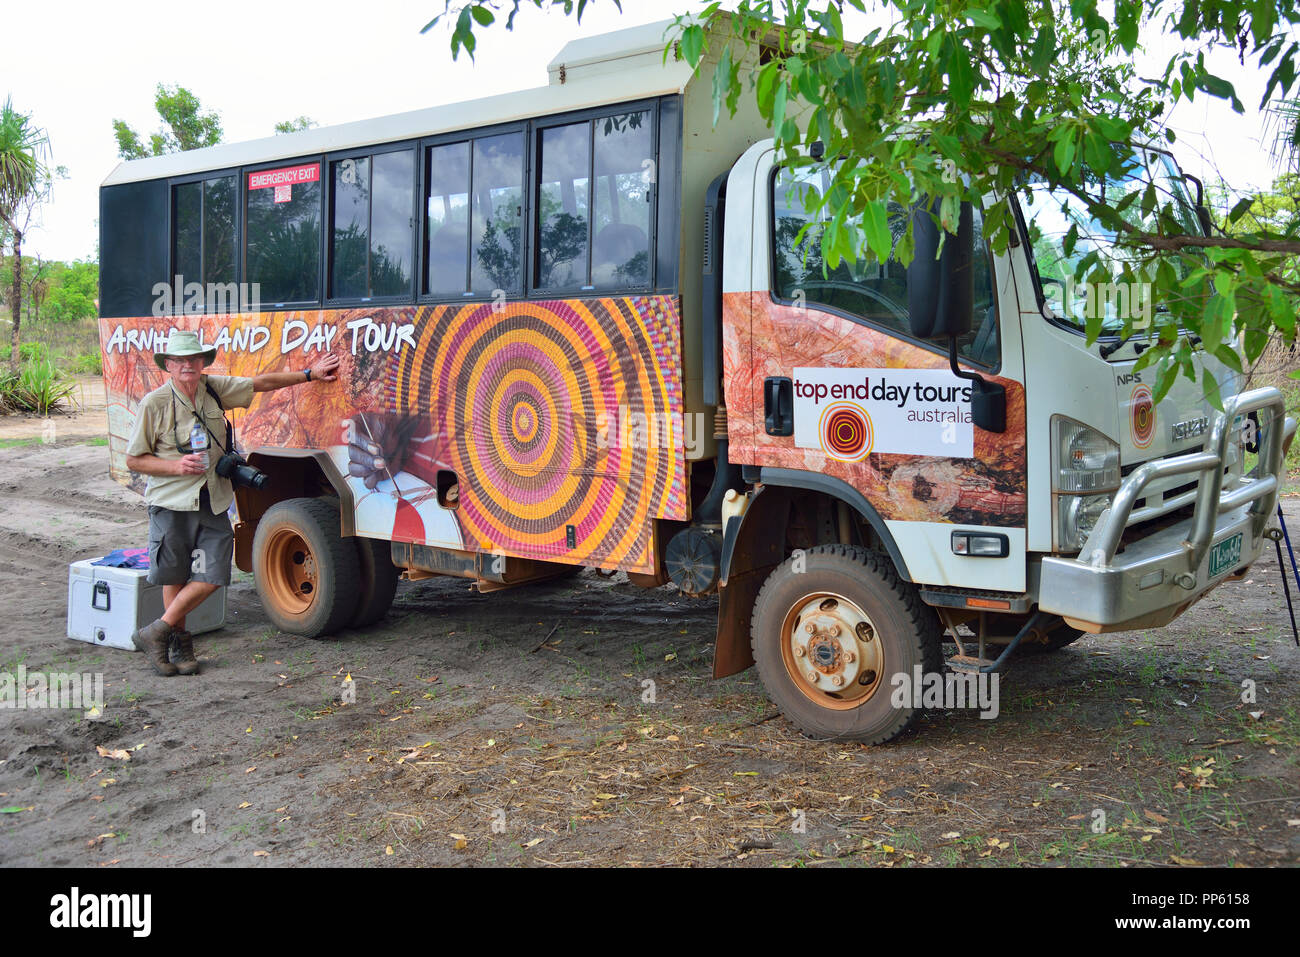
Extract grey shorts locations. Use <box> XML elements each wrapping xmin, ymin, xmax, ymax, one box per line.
<box><xmin>147</xmin><ymin>491</ymin><xmax>234</xmax><ymax>586</ymax></box>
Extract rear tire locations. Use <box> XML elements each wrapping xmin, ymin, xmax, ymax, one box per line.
<box><xmin>750</xmin><ymin>544</ymin><xmax>943</xmax><ymax>743</ymax></box>
<box><xmin>253</xmin><ymin>498</ymin><xmax>361</xmax><ymax>638</ymax></box>
<box><xmin>352</xmin><ymin>536</ymin><xmax>399</xmax><ymax>628</ymax></box>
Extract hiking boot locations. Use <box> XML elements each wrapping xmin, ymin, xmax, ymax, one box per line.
<box><xmin>132</xmin><ymin>619</ymin><xmax>178</xmax><ymax>677</ymax></box>
<box><xmin>171</xmin><ymin>629</ymin><xmax>199</xmax><ymax>676</ymax></box>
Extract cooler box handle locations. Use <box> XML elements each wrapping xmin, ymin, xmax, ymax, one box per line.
<box><xmin>92</xmin><ymin>581</ymin><xmax>111</xmax><ymax>612</ymax></box>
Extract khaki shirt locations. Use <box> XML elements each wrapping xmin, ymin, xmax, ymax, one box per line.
<box><xmin>125</xmin><ymin>374</ymin><xmax>255</xmax><ymax>513</ymax></box>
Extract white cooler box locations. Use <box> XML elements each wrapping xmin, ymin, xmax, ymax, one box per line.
<box><xmin>67</xmin><ymin>558</ymin><xmax>226</xmax><ymax>651</ymax></box>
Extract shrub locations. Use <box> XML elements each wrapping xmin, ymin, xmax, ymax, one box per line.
<box><xmin>0</xmin><ymin>342</ymin><xmax>50</xmax><ymax>364</ymax></box>
<box><xmin>0</xmin><ymin>357</ymin><xmax>78</xmax><ymax>415</ymax></box>
<box><xmin>68</xmin><ymin>352</ymin><xmax>103</xmax><ymax>375</ymax></box>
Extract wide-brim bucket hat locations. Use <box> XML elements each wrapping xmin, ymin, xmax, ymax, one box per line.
<box><xmin>154</xmin><ymin>329</ymin><xmax>217</xmax><ymax>371</ymax></box>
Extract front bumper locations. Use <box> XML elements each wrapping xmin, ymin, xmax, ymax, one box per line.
<box><xmin>1038</xmin><ymin>387</ymin><xmax>1294</xmax><ymax>633</ymax></box>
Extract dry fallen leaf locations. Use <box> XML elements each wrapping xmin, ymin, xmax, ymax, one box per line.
<box><xmin>385</xmin><ymin>845</ymin><xmax>394</xmax><ymax>856</ymax></box>
<box><xmin>253</xmin><ymin>850</ymin><xmax>270</xmax><ymax>858</ymax></box>
<box><xmin>521</xmin><ymin>838</ymin><xmax>543</xmax><ymax>848</ymax></box>
<box><xmin>1144</xmin><ymin>809</ymin><xmax>1170</xmax><ymax>824</ymax></box>
<box><xmin>238</xmin><ymin>802</ymin><xmax>252</xmax><ymax>809</ymax></box>
<box><xmin>96</xmin><ymin>747</ymin><xmax>131</xmax><ymax>762</ymax></box>
<box><xmin>1170</xmin><ymin>855</ymin><xmax>1204</xmax><ymax>866</ymax></box>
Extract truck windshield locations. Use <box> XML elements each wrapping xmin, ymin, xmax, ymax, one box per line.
<box><xmin>1020</xmin><ymin>151</ymin><xmax>1200</xmax><ymax>336</ymax></box>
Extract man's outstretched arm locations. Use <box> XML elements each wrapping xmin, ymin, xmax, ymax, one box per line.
<box><xmin>252</xmin><ymin>354</ymin><xmax>340</xmax><ymax>393</ymax></box>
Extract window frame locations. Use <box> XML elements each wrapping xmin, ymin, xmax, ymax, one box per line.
<box><xmin>529</xmin><ymin>98</ymin><xmax>661</xmax><ymax>299</ymax></box>
<box><xmin>766</xmin><ymin>165</ymin><xmax>1002</xmax><ymax>374</ymax></box>
<box><xmin>153</xmin><ymin>94</ymin><xmax>682</xmax><ymax>316</ymax></box>
<box><xmin>418</xmin><ymin>120</ymin><xmax>530</xmax><ymax>304</ymax></box>
<box><xmin>241</xmin><ymin>153</ymin><xmax>327</xmax><ymax>310</ymax></box>
<box><xmin>325</xmin><ymin>140</ymin><xmax>419</xmax><ymax>306</ymax></box>
<box><xmin>169</xmin><ymin>166</ymin><xmax>242</xmax><ymax>311</ymax></box>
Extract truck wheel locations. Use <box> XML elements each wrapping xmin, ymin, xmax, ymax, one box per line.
<box><xmin>352</xmin><ymin>536</ymin><xmax>399</xmax><ymax>628</ymax></box>
<box><xmin>253</xmin><ymin>498</ymin><xmax>361</xmax><ymax>638</ymax></box>
<box><xmin>750</xmin><ymin>544</ymin><xmax>943</xmax><ymax>743</ymax></box>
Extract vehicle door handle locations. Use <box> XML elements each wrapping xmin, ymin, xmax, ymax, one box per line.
<box><xmin>764</xmin><ymin>376</ymin><xmax>793</xmax><ymax>436</ymax></box>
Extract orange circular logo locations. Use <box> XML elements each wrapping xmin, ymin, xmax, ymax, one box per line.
<box><xmin>1131</xmin><ymin>384</ymin><xmax>1155</xmax><ymax>448</ymax></box>
<box><xmin>819</xmin><ymin>402</ymin><xmax>874</xmax><ymax>462</ymax></box>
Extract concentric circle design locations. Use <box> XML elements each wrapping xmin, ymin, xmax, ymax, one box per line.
<box><xmin>388</xmin><ymin>297</ymin><xmax>686</xmax><ymax>571</ymax></box>
<box><xmin>1131</xmin><ymin>383</ymin><xmax>1155</xmax><ymax>449</ymax></box>
<box><xmin>819</xmin><ymin>402</ymin><xmax>873</xmax><ymax>462</ymax></box>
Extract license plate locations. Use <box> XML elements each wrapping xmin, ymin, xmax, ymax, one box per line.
<box><xmin>1208</xmin><ymin>532</ymin><xmax>1243</xmax><ymax>578</ymax></box>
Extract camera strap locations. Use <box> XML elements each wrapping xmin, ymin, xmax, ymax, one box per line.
<box><xmin>203</xmin><ymin>382</ymin><xmax>235</xmax><ymax>454</ymax></box>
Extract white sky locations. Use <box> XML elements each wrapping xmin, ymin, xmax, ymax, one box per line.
<box><xmin>1</xmin><ymin>0</ymin><xmax>1287</xmax><ymax>263</ymax></box>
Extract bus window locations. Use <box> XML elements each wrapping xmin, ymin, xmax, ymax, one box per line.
<box><xmin>246</xmin><ymin>161</ymin><xmax>322</xmax><ymax>305</ymax></box>
<box><xmin>204</xmin><ymin>177</ymin><xmax>236</xmax><ymax>290</ymax></box>
<box><xmin>592</xmin><ymin>110</ymin><xmax>651</xmax><ymax>288</ymax></box>
<box><xmin>470</xmin><ymin>133</ymin><xmax>524</xmax><ymax>296</ymax></box>
<box><xmin>536</xmin><ymin>110</ymin><xmax>654</xmax><ymax>293</ymax></box>
<box><xmin>536</xmin><ymin>122</ymin><xmax>590</xmax><ymax>291</ymax></box>
<box><xmin>172</xmin><ymin>175</ymin><xmax>236</xmax><ymax>303</ymax></box>
<box><xmin>772</xmin><ymin>167</ymin><xmax>999</xmax><ymax>367</ymax></box>
<box><xmin>331</xmin><ymin>149</ymin><xmax>415</xmax><ymax>300</ymax></box>
<box><xmin>174</xmin><ymin>181</ymin><xmax>201</xmax><ymax>286</ymax></box>
<box><xmin>425</xmin><ymin>142</ymin><xmax>471</xmax><ymax>297</ymax></box>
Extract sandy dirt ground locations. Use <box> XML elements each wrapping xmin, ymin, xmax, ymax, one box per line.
<box><xmin>0</xmin><ymin>426</ymin><xmax>1297</xmax><ymax>867</ymax></box>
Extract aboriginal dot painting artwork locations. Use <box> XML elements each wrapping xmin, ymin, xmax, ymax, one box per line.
<box><xmin>101</xmin><ymin>297</ymin><xmax>689</xmax><ymax>575</ymax></box>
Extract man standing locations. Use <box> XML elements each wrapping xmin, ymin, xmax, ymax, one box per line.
<box><xmin>125</xmin><ymin>329</ymin><xmax>340</xmax><ymax>676</ymax></box>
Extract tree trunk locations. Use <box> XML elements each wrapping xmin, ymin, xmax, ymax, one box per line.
<box><xmin>9</xmin><ymin>229</ymin><xmax>20</xmax><ymax>374</ymax></box>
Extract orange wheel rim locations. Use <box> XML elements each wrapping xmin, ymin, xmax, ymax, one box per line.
<box><xmin>263</xmin><ymin>526</ymin><xmax>318</xmax><ymax>617</ymax></box>
<box><xmin>780</xmin><ymin>592</ymin><xmax>884</xmax><ymax>710</ymax></box>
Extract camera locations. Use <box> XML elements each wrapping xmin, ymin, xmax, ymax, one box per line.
<box><xmin>216</xmin><ymin>452</ymin><xmax>269</xmax><ymax>490</ymax></box>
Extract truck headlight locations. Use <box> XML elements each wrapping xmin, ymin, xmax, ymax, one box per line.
<box><xmin>1052</xmin><ymin>417</ymin><xmax>1120</xmax><ymax>552</ymax></box>
<box><xmin>1058</xmin><ymin>493</ymin><xmax>1112</xmax><ymax>551</ymax></box>
<box><xmin>1053</xmin><ymin>417</ymin><xmax>1120</xmax><ymax>492</ymax></box>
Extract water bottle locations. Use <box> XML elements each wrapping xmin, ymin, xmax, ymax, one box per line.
<box><xmin>190</xmin><ymin>422</ymin><xmax>209</xmax><ymax>471</ymax></box>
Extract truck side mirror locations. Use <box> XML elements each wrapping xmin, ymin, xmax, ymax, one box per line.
<box><xmin>907</xmin><ymin>198</ymin><xmax>1005</xmax><ymax>434</ymax></box>
<box><xmin>907</xmin><ymin>199</ymin><xmax>974</xmax><ymax>340</ymax></box>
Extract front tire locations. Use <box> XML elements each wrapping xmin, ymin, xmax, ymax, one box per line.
<box><xmin>253</xmin><ymin>498</ymin><xmax>361</xmax><ymax>638</ymax></box>
<box><xmin>750</xmin><ymin>544</ymin><xmax>942</xmax><ymax>743</ymax></box>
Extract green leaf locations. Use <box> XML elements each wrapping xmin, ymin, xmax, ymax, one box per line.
<box><xmin>1196</xmin><ymin>70</ymin><xmax>1244</xmax><ymax>112</ymax></box>
<box><xmin>1062</xmin><ymin>222</ymin><xmax>1079</xmax><ymax>257</ymax></box>
<box><xmin>712</xmin><ymin>44</ymin><xmax>733</xmax><ymax>126</ymax></box>
<box><xmin>0</xmin><ymin>807</ymin><xmax>31</xmax><ymax>814</ymax></box>
<box><xmin>1201</xmin><ymin>366</ymin><xmax>1224</xmax><ymax>412</ymax></box>
<box><xmin>773</xmin><ymin>81</ymin><xmax>789</xmax><ymax>137</ymax></box>
<box><xmin>1212</xmin><ymin>343</ymin><xmax>1243</xmax><ymax>374</ymax></box>
<box><xmin>756</xmin><ymin>60</ymin><xmax>780</xmax><ymax>114</ymax></box>
<box><xmin>1053</xmin><ymin>131</ymin><xmax>1077</xmax><ymax>174</ymax></box>
<box><xmin>1029</xmin><ymin>24</ymin><xmax>1056</xmax><ymax>76</ymax></box>
<box><xmin>1227</xmin><ymin>197</ymin><xmax>1254</xmax><ymax>223</ymax></box>
<box><xmin>470</xmin><ymin>4</ymin><xmax>494</xmax><ymax>27</ymax></box>
<box><xmin>681</xmin><ymin>24</ymin><xmax>705</xmax><ymax>66</ymax></box>
<box><xmin>862</xmin><ymin>201</ymin><xmax>892</xmax><ymax>260</ymax></box>
<box><xmin>967</xmin><ymin>9</ymin><xmax>1003</xmax><ymax>29</ymax></box>
<box><xmin>1153</xmin><ymin>361</ymin><xmax>1179</xmax><ymax>403</ymax></box>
